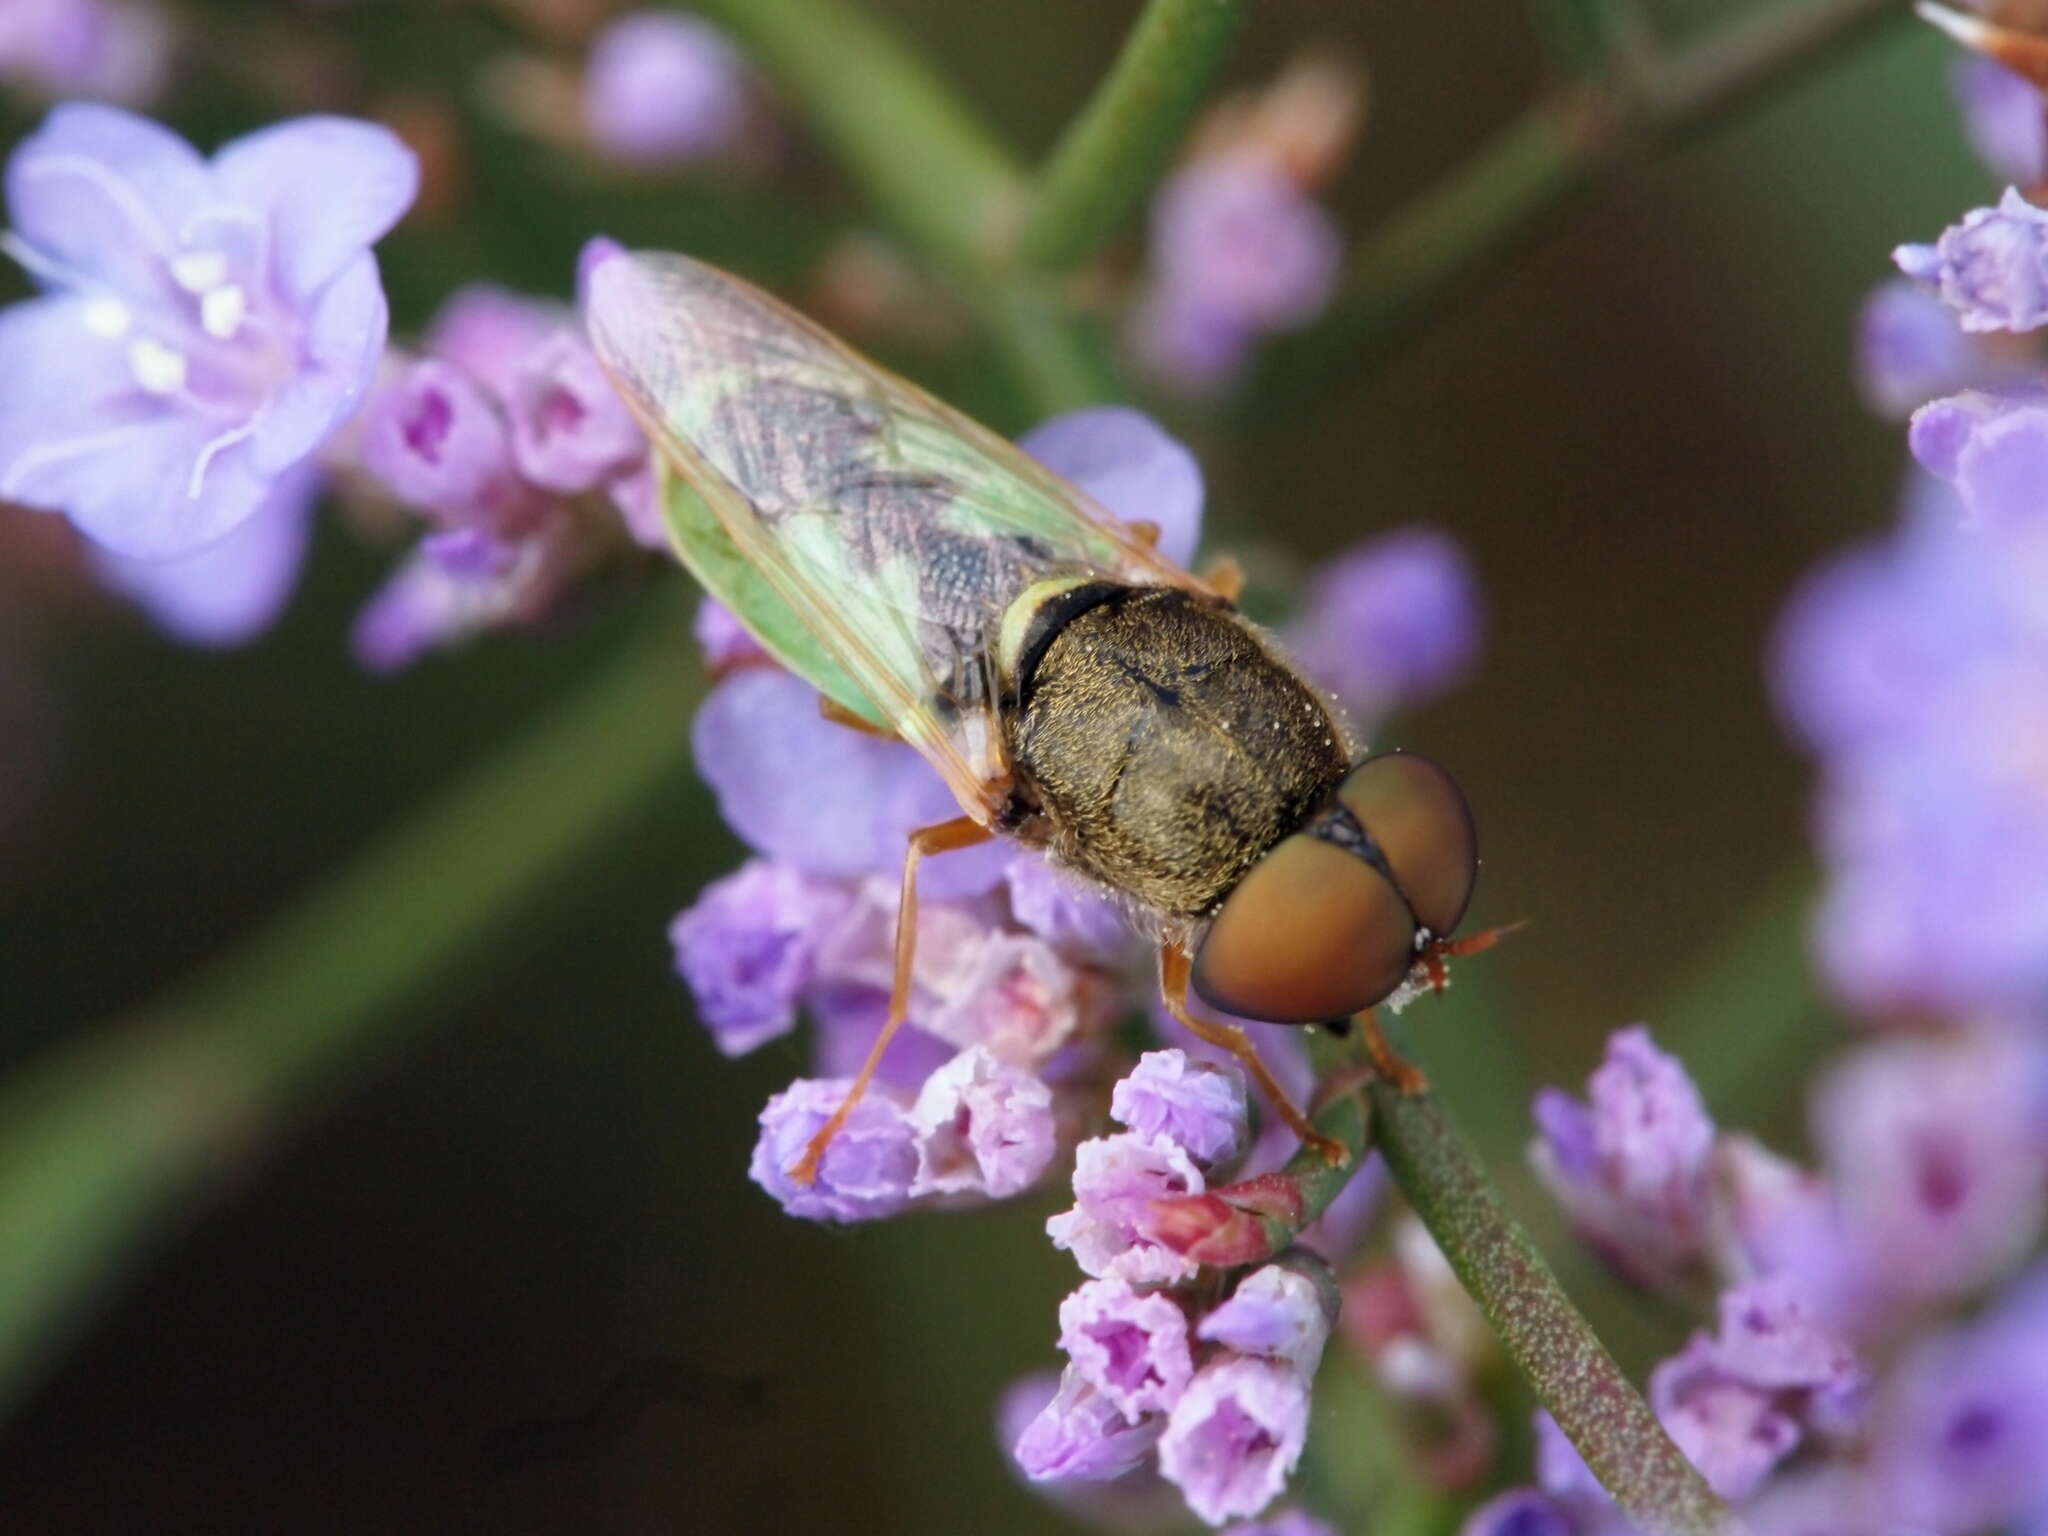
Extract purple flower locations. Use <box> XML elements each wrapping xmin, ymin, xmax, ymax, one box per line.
<box><xmin>1197</xmin><ymin>1264</ymin><xmax>1332</xmax><ymax>1376</ymax></box>
<box><xmin>1013</xmin><ymin>1364</ymin><xmax>1166</xmax><ymax>1481</ymax></box>
<box><xmin>349</xmin><ymin>524</ymin><xmax>565</xmax><ymax>673</ymax></box>
<box><xmin>1955</xmin><ymin>57</ymin><xmax>2047</xmax><ymax>189</ymax></box>
<box><xmin>1911</xmin><ymin>392</ymin><xmax>2048</xmax><ymax>525</ymax></box>
<box><xmin>358</xmin><ymin>357</ymin><xmax>537</xmax><ymax>533</ymax></box>
<box><xmin>1854</xmin><ymin>280</ymin><xmax>1991</xmax><ymax>421</ymax></box>
<box><xmin>1002</xmin><ymin>852</ymin><xmax>1134</xmax><ymax>963</ymax></box>
<box><xmin>1460</xmin><ymin>1491</ymin><xmax>1575</xmax><ymax>1536</ymax></box>
<box><xmin>692</xmin><ymin>596</ymin><xmax>767</xmax><ymax>672</ymax></box>
<box><xmin>1649</xmin><ymin>1334</ymin><xmax>1801</xmax><ymax>1500</ymax></box>
<box><xmin>807</xmin><ymin>981</ymin><xmax>954</xmax><ymax>1087</ymax></box>
<box><xmin>1283</xmin><ymin>528</ymin><xmax>1482</xmax><ymax>724</ymax></box>
<box><xmin>747</xmin><ymin>1076</ymin><xmax>917</xmax><ymax>1222</ymax></box>
<box><xmin>1057</xmin><ymin>1277</ymin><xmax>1195</xmax><ymax>1422</ymax></box>
<box><xmin>92</xmin><ymin>458</ymin><xmax>317</xmax><ymax>645</ymax></box>
<box><xmin>0</xmin><ymin>104</ymin><xmax>415</xmax><ymax>558</ymax></box>
<box><xmin>501</xmin><ymin>329</ymin><xmax>646</xmax><ymax>495</ymax></box>
<box><xmin>424</xmin><ymin>284</ymin><xmax>560</xmax><ymax>391</ymax></box>
<box><xmin>1529</xmin><ymin>1026</ymin><xmax>1715</xmax><ymax>1289</ymax></box>
<box><xmin>1872</xmin><ymin>1286</ymin><xmax>2048</xmax><ymax>1533</ymax></box>
<box><xmin>1706</xmin><ymin>1133</ymin><xmax>1826</xmax><ymax>1279</ymax></box>
<box><xmin>1741</xmin><ymin>1465</ymin><xmax>1879</xmax><ymax>1536</ymax></box>
<box><xmin>1111</xmin><ymin>1049</ymin><xmax>1248</xmax><ymax>1166</ymax></box>
<box><xmin>1806</xmin><ymin>1032</ymin><xmax>2045</xmax><ymax>1314</ymax></box>
<box><xmin>1151</xmin><ymin>155</ymin><xmax>1339</xmax><ymax>331</ymax></box>
<box><xmin>1018</xmin><ymin>405</ymin><xmax>1205</xmax><ymax>568</ymax></box>
<box><xmin>690</xmin><ymin>666</ymin><xmax>1010</xmax><ymax>899</ymax></box>
<box><xmin>1897</xmin><ymin>188</ymin><xmax>2048</xmax><ymax>333</ymax></box>
<box><xmin>581</xmin><ymin>10</ymin><xmax>748</xmax><ymax>166</ymax></box>
<box><xmin>1156</xmin><ymin>1354</ymin><xmax>1312</xmax><ymax>1526</ymax></box>
<box><xmin>668</xmin><ymin>858</ymin><xmax>848</xmax><ymax>1057</ymax></box>
<box><xmin>0</xmin><ymin>0</ymin><xmax>172</xmax><ymax>105</ymax></box>
<box><xmin>1047</xmin><ymin>1131</ymin><xmax>1206</xmax><ymax>1285</ymax></box>
<box><xmin>908</xmin><ymin>1045</ymin><xmax>1056</xmax><ymax>1199</ymax></box>
<box><xmin>921</xmin><ymin>929</ymin><xmax>1098</xmax><ymax>1067</ymax></box>
<box><xmin>1711</xmin><ymin>1275</ymin><xmax>1859</xmax><ymax>1393</ymax></box>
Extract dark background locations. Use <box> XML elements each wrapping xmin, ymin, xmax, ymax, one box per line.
<box><xmin>0</xmin><ymin>0</ymin><xmax>1981</xmax><ymax>1529</ymax></box>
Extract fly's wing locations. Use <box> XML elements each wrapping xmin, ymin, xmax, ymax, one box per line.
<box><xmin>586</xmin><ymin>248</ymin><xmax>1211</xmax><ymax>818</ymax></box>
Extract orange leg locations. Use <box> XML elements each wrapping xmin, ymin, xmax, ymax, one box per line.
<box><xmin>1359</xmin><ymin>1009</ymin><xmax>1429</xmax><ymax>1095</ymax></box>
<box><xmin>817</xmin><ymin>695</ymin><xmax>896</xmax><ymax>739</ymax></box>
<box><xmin>1160</xmin><ymin>944</ymin><xmax>1349</xmax><ymax>1166</ymax></box>
<box><xmin>1199</xmin><ymin>555</ymin><xmax>1246</xmax><ymax>604</ymax></box>
<box><xmin>1128</xmin><ymin>519</ymin><xmax>1162</xmax><ymax>549</ymax></box>
<box><xmin>791</xmin><ymin>814</ymin><xmax>993</xmax><ymax>1185</ymax></box>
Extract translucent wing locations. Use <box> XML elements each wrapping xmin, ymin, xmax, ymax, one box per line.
<box><xmin>586</xmin><ymin>248</ymin><xmax>1211</xmax><ymax>820</ymax></box>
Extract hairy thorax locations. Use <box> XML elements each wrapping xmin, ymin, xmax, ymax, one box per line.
<box><xmin>1003</xmin><ymin>585</ymin><xmax>1350</xmax><ymax>918</ymax></box>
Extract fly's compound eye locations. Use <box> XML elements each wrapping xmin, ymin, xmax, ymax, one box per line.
<box><xmin>1190</xmin><ymin>751</ymin><xmax>1478</xmax><ymax>1024</ymax></box>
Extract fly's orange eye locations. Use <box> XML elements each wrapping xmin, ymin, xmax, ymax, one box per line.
<box><xmin>1336</xmin><ymin>752</ymin><xmax>1477</xmax><ymax>939</ymax></box>
<box><xmin>1190</xmin><ymin>752</ymin><xmax>1478</xmax><ymax>1024</ymax></box>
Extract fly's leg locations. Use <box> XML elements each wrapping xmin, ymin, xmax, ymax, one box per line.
<box><xmin>1160</xmin><ymin>943</ymin><xmax>1349</xmax><ymax>1166</ymax></box>
<box><xmin>1199</xmin><ymin>555</ymin><xmax>1245</xmax><ymax>604</ymax></box>
<box><xmin>1358</xmin><ymin>1008</ymin><xmax>1430</xmax><ymax>1095</ymax></box>
<box><xmin>790</xmin><ymin>813</ymin><xmax>994</xmax><ymax>1185</ymax></box>
<box><xmin>817</xmin><ymin>695</ymin><xmax>896</xmax><ymax>739</ymax></box>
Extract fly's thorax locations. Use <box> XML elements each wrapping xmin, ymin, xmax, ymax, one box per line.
<box><xmin>1001</xmin><ymin>583</ymin><xmax>1351</xmax><ymax>918</ymax></box>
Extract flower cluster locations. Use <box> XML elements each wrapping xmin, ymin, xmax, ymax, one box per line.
<box><xmin>346</xmin><ymin>246</ymin><xmax>656</xmax><ymax>670</ymax></box>
<box><xmin>1129</xmin><ymin>56</ymin><xmax>1358</xmax><ymax>393</ymax></box>
<box><xmin>0</xmin><ymin>0</ymin><xmax>172</xmax><ymax>107</ymax></box>
<box><xmin>658</xmin><ymin>403</ymin><xmax>1483</xmax><ymax>1524</ymax></box>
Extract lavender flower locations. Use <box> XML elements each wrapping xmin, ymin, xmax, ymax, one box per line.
<box><xmin>1649</xmin><ymin>1334</ymin><xmax>1802</xmax><ymax>1500</ymax></box>
<box><xmin>668</xmin><ymin>859</ymin><xmax>848</xmax><ymax>1057</ymax></box>
<box><xmin>0</xmin><ymin>104</ymin><xmax>415</xmax><ymax>559</ymax></box>
<box><xmin>1710</xmin><ymin>1275</ymin><xmax>1858</xmax><ymax>1393</ymax></box>
<box><xmin>1283</xmin><ymin>528</ymin><xmax>1482</xmax><ymax>724</ymax></box>
<box><xmin>1047</xmin><ymin>1131</ymin><xmax>1206</xmax><ymax>1285</ymax></box>
<box><xmin>1197</xmin><ymin>1264</ymin><xmax>1333</xmax><ymax>1377</ymax></box>
<box><xmin>349</xmin><ymin>525</ymin><xmax>568</xmax><ymax>673</ymax></box>
<box><xmin>1018</xmin><ymin>405</ymin><xmax>1205</xmax><ymax>568</ymax></box>
<box><xmin>1529</xmin><ymin>1026</ymin><xmax>1715</xmax><ymax>1289</ymax></box>
<box><xmin>1897</xmin><ymin>188</ymin><xmax>2048</xmax><ymax>333</ymax></box>
<box><xmin>1111</xmin><ymin>1049</ymin><xmax>1248</xmax><ymax>1166</ymax></box>
<box><xmin>908</xmin><ymin>1045</ymin><xmax>1056</xmax><ymax>1199</ymax></box>
<box><xmin>358</xmin><ymin>357</ymin><xmax>536</xmax><ymax>534</ymax></box>
<box><xmin>1057</xmin><ymin>1277</ymin><xmax>1195</xmax><ymax>1422</ymax></box>
<box><xmin>1156</xmin><ymin>1354</ymin><xmax>1312</xmax><ymax>1526</ymax></box>
<box><xmin>747</xmin><ymin>1076</ymin><xmax>917</xmax><ymax>1222</ymax></box>
<box><xmin>1013</xmin><ymin>1364</ymin><xmax>1167</xmax><ymax>1481</ymax></box>
<box><xmin>0</xmin><ymin>0</ymin><xmax>172</xmax><ymax>105</ymax></box>
<box><xmin>1002</xmin><ymin>852</ymin><xmax>1134</xmax><ymax>964</ymax></box>
<box><xmin>920</xmin><ymin>929</ymin><xmax>1097</xmax><ymax>1066</ymax></box>
<box><xmin>581</xmin><ymin>10</ymin><xmax>749</xmax><ymax>166</ymax></box>
<box><xmin>91</xmin><ymin>460</ymin><xmax>317</xmax><ymax>646</ymax></box>
<box><xmin>1911</xmin><ymin>390</ymin><xmax>2048</xmax><ymax>525</ymax></box>
<box><xmin>501</xmin><ymin>329</ymin><xmax>646</xmax><ymax>495</ymax></box>
<box><xmin>1854</xmin><ymin>279</ymin><xmax>1993</xmax><ymax>420</ymax></box>
<box><xmin>692</xmin><ymin>595</ymin><xmax>767</xmax><ymax>672</ymax></box>
<box><xmin>1223</xmin><ymin>1512</ymin><xmax>1338</xmax><ymax>1536</ymax></box>
<box><xmin>1955</xmin><ymin>57</ymin><xmax>2048</xmax><ymax>188</ymax></box>
<box><xmin>1134</xmin><ymin>153</ymin><xmax>1340</xmax><ymax>390</ymax></box>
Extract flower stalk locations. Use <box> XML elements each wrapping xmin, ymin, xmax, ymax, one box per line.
<box><xmin>1366</xmin><ymin>1041</ymin><xmax>1735</xmax><ymax>1536</ymax></box>
<box><xmin>1014</xmin><ymin>0</ymin><xmax>1250</xmax><ymax>274</ymax></box>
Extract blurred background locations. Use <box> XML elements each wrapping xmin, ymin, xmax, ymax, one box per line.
<box><xmin>0</xmin><ymin>0</ymin><xmax>1977</xmax><ymax>1529</ymax></box>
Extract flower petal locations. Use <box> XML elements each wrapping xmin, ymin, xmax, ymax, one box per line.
<box><xmin>210</xmin><ymin>115</ymin><xmax>418</xmax><ymax>303</ymax></box>
<box><xmin>249</xmin><ymin>249</ymin><xmax>389</xmax><ymax>476</ymax></box>
<box><xmin>5</xmin><ymin>101</ymin><xmax>207</xmax><ymax>297</ymax></box>
<box><xmin>1020</xmin><ymin>406</ymin><xmax>1204</xmax><ymax>568</ymax></box>
<box><xmin>93</xmin><ymin>459</ymin><xmax>318</xmax><ymax>645</ymax></box>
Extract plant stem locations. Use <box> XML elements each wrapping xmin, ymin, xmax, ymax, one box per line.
<box><xmin>1256</xmin><ymin>0</ymin><xmax>1903</xmax><ymax>404</ymax></box>
<box><xmin>0</xmin><ymin>621</ymin><xmax>693</xmax><ymax>1418</ymax></box>
<box><xmin>1015</xmin><ymin>0</ymin><xmax>1249</xmax><ymax>273</ymax></box>
<box><xmin>1368</xmin><ymin>1071</ymin><xmax>1733</xmax><ymax>1536</ymax></box>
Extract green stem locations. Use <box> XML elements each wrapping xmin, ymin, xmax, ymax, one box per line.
<box><xmin>0</xmin><ymin>622</ymin><xmax>692</xmax><ymax>1418</ymax></box>
<box><xmin>1369</xmin><ymin>1073</ymin><xmax>1733</xmax><ymax>1536</ymax></box>
<box><xmin>690</xmin><ymin>0</ymin><xmax>1115</xmax><ymax>418</ymax></box>
<box><xmin>1256</xmin><ymin>0</ymin><xmax>1903</xmax><ymax>405</ymax></box>
<box><xmin>1015</xmin><ymin>0</ymin><xmax>1249</xmax><ymax>273</ymax></box>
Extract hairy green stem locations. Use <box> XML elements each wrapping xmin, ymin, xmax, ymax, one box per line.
<box><xmin>1369</xmin><ymin>1074</ymin><xmax>1733</xmax><ymax>1535</ymax></box>
<box><xmin>1256</xmin><ymin>0</ymin><xmax>1902</xmax><ymax>404</ymax></box>
<box><xmin>1015</xmin><ymin>0</ymin><xmax>1249</xmax><ymax>273</ymax></box>
<box><xmin>0</xmin><ymin>623</ymin><xmax>692</xmax><ymax>1418</ymax></box>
